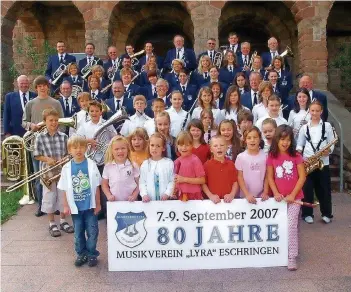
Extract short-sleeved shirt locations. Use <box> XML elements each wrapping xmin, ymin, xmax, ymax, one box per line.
<box><xmin>204</xmin><ymin>159</ymin><xmax>238</xmax><ymax>198</ymax></box>
<box><xmin>102</xmin><ymin>160</ymin><xmax>140</xmax><ymax>201</ymax></box>
<box><xmin>71</xmin><ymin>159</ymin><xmax>91</xmax><ymax>211</ymax></box>
<box><xmin>192</xmin><ymin>144</ymin><xmax>211</xmax><ymax>164</ymax></box>
<box><xmin>266</xmin><ymin>153</ymin><xmax>304</xmax><ymax>199</ymax></box>
<box><xmin>174</xmin><ymin>154</ymin><xmax>205</xmax><ymax>194</ymax></box>
<box><xmin>235</xmin><ymin>150</ymin><xmax>267</xmax><ymax>198</ymax></box>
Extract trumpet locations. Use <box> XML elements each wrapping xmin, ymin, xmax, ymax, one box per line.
<box><xmin>52</xmin><ymin>63</ymin><xmax>70</xmax><ymax>85</ymax></box>
<box><xmin>130</xmin><ymin>50</ymin><xmax>145</xmax><ymax>67</ymax></box>
<box><xmin>280</xmin><ymin>46</ymin><xmax>294</xmax><ymax>58</ymax></box>
<box><xmin>23</xmin><ymin>116</ymin><xmax>78</xmax><ymax>152</ymax></box>
<box><xmin>6</xmin><ymin>155</ymin><xmax>72</xmax><ymax>192</ymax></box>
<box><xmin>81</xmin><ymin>58</ymin><xmax>100</xmax><ymax>79</ymax></box>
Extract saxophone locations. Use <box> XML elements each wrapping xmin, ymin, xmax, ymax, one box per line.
<box><xmin>304</xmin><ymin>129</ymin><xmax>338</xmax><ymax>174</ymax></box>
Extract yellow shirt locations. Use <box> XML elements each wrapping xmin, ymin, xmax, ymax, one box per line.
<box><xmin>130</xmin><ymin>150</ymin><xmax>150</xmax><ymax>167</ymax></box>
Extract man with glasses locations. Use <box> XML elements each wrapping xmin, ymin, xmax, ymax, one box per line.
<box><xmin>197</xmin><ymin>38</ymin><xmax>219</xmax><ymax>64</ymax></box>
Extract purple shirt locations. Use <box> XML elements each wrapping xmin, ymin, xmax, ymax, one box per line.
<box><xmin>235</xmin><ymin>150</ymin><xmax>267</xmax><ymax>198</ymax></box>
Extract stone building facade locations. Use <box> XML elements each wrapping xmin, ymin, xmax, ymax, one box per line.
<box><xmin>1</xmin><ymin>1</ymin><xmax>350</xmax><ymax>107</ymax></box>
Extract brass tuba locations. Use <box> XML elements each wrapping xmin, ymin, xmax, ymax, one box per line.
<box><xmin>52</xmin><ymin>63</ymin><xmax>70</xmax><ymax>85</ymax></box>
<box><xmin>23</xmin><ymin>116</ymin><xmax>78</xmax><ymax>152</ymax></box>
<box><xmin>81</xmin><ymin>58</ymin><xmax>100</xmax><ymax>79</ymax></box>
<box><xmin>2</xmin><ymin>136</ymin><xmax>35</xmax><ymax>199</ymax></box>
<box><xmin>249</xmin><ymin>51</ymin><xmax>258</xmax><ymax>71</ymax></box>
<box><xmin>304</xmin><ymin>129</ymin><xmax>338</xmax><ymax>174</ymax></box>
<box><xmin>86</xmin><ymin>107</ymin><xmax>129</xmax><ymax>166</ymax></box>
<box><xmin>213</xmin><ymin>51</ymin><xmax>223</xmax><ymax>68</ymax></box>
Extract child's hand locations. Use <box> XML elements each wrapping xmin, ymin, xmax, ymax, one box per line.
<box><xmin>261</xmin><ymin>193</ymin><xmax>270</xmax><ymax>201</ymax></box>
<box><xmin>142</xmin><ymin>195</ymin><xmax>151</xmax><ymax>203</ymax></box>
<box><xmin>63</xmin><ymin>206</ymin><xmax>71</xmax><ymax>216</ymax></box>
<box><xmin>94</xmin><ymin>204</ymin><xmax>101</xmax><ymax>215</ymax></box>
<box><xmin>160</xmin><ymin>194</ymin><xmax>169</xmax><ymax>201</ymax></box>
<box><xmin>285</xmin><ymin>194</ymin><xmax>295</xmax><ymax>204</ymax></box>
<box><xmin>174</xmin><ymin>175</ymin><xmax>186</xmax><ymax>184</ymax></box>
<box><xmin>210</xmin><ymin>194</ymin><xmax>221</xmax><ymax>204</ymax></box>
<box><xmin>274</xmin><ymin>193</ymin><xmax>284</xmax><ymax>202</ymax></box>
<box><xmin>322</xmin><ymin>149</ymin><xmax>330</xmax><ymax>157</ymax></box>
<box><xmin>128</xmin><ymin>194</ymin><xmax>138</xmax><ymax>202</ymax></box>
<box><xmin>246</xmin><ymin>194</ymin><xmax>257</xmax><ymax>204</ymax></box>
<box><xmin>107</xmin><ymin>194</ymin><xmax>115</xmax><ymax>202</ymax></box>
<box><xmin>46</xmin><ymin>157</ymin><xmax>56</xmax><ymax>166</ymax></box>
<box><xmin>223</xmin><ymin>194</ymin><xmax>234</xmax><ymax>203</ymax></box>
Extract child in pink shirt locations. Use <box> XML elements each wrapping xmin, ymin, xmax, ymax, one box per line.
<box><xmin>267</xmin><ymin>125</ymin><xmax>306</xmax><ymax>271</ymax></box>
<box><xmin>101</xmin><ymin>136</ymin><xmax>140</xmax><ymax>202</ymax></box>
<box><xmin>174</xmin><ymin>131</ymin><xmax>206</xmax><ymax>201</ymax></box>
<box><xmin>235</xmin><ymin>127</ymin><xmax>269</xmax><ymax>202</ymax></box>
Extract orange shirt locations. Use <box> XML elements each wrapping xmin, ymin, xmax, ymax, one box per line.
<box><xmin>130</xmin><ymin>150</ymin><xmax>150</xmax><ymax>167</ymax></box>
<box><xmin>204</xmin><ymin>158</ymin><xmax>238</xmax><ymax>199</ymax></box>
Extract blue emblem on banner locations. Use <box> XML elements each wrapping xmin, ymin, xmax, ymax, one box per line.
<box><xmin>115</xmin><ymin>212</ymin><xmax>147</xmax><ymax>248</ymax></box>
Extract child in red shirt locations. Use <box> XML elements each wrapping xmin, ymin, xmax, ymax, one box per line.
<box><xmin>202</xmin><ymin>135</ymin><xmax>238</xmax><ymax>203</ymax></box>
<box><xmin>187</xmin><ymin>119</ymin><xmax>211</xmax><ymax>164</ymax></box>
<box><xmin>174</xmin><ymin>131</ymin><xmax>206</xmax><ymax>201</ymax></box>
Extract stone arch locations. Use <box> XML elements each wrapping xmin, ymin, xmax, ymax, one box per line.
<box><xmin>219</xmin><ymin>1</ymin><xmax>298</xmax><ymax>76</ymax></box>
<box><xmin>327</xmin><ymin>1</ymin><xmax>351</xmax><ymax>109</ymax></box>
<box><xmin>109</xmin><ymin>1</ymin><xmax>194</xmax><ymax>57</ymax></box>
<box><xmin>1</xmin><ymin>1</ymin><xmax>85</xmax><ymax>94</ymax></box>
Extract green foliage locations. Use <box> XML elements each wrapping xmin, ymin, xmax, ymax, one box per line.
<box><xmin>9</xmin><ymin>35</ymin><xmax>56</xmax><ymax>80</ymax></box>
<box><xmin>1</xmin><ymin>190</ymin><xmax>24</xmax><ymax>224</ymax></box>
<box><xmin>332</xmin><ymin>43</ymin><xmax>351</xmax><ymax>91</ymax></box>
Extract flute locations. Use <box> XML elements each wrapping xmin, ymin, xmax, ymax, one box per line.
<box><xmin>294</xmin><ymin>200</ymin><xmax>319</xmax><ymax>208</ymax></box>
<box><xmin>181</xmin><ymin>96</ymin><xmax>199</xmax><ymax>131</ymax></box>
<box><xmin>207</xmin><ymin>126</ymin><xmax>211</xmax><ymax>145</ymax></box>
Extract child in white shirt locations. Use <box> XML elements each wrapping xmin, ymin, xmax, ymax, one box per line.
<box><xmin>166</xmin><ymin>90</ymin><xmax>188</xmax><ymax>137</ymax></box>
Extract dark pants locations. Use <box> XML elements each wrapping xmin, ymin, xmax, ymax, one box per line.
<box><xmin>31</xmin><ymin>152</ymin><xmax>43</xmax><ymax>208</ymax></box>
<box><xmin>71</xmin><ymin>209</ymin><xmax>99</xmax><ymax>257</ymax></box>
<box><xmin>97</xmin><ymin>165</ymin><xmax>107</xmax><ymax>217</ymax></box>
<box><xmin>302</xmin><ymin>166</ymin><xmax>333</xmax><ymax>219</ymax></box>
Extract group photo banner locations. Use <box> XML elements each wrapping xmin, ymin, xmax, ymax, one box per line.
<box><xmin>107</xmin><ymin>199</ymin><xmax>288</xmax><ymax>271</ymax></box>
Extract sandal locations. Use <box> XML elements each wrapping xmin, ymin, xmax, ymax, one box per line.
<box><xmin>75</xmin><ymin>255</ymin><xmax>88</xmax><ymax>267</ymax></box>
<box><xmin>49</xmin><ymin>224</ymin><xmax>61</xmax><ymax>237</ymax></box>
<box><xmin>60</xmin><ymin>222</ymin><xmax>74</xmax><ymax>233</ymax></box>
<box><xmin>88</xmin><ymin>256</ymin><xmax>98</xmax><ymax>267</ymax></box>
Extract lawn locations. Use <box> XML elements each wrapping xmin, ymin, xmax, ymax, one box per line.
<box><xmin>1</xmin><ymin>190</ymin><xmax>24</xmax><ymax>224</ymax></box>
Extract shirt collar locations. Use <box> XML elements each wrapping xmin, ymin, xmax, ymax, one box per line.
<box><xmin>180</xmin><ymin>82</ymin><xmax>188</xmax><ymax>88</ymax></box>
<box><xmin>308</xmin><ymin>119</ymin><xmax>323</xmax><ymax>126</ymax></box>
<box><xmin>111</xmin><ymin>159</ymin><xmax>132</xmax><ymax>166</ymax></box>
<box><xmin>19</xmin><ymin>90</ymin><xmax>28</xmax><ymax>96</ymax></box>
<box><xmin>58</xmin><ymin>53</ymin><xmax>66</xmax><ymax>58</ymax></box>
<box><xmin>251</xmin><ymin>89</ymin><xmax>258</xmax><ymax>95</ymax></box>
<box><xmin>91</xmin><ymin>89</ymin><xmax>99</xmax><ymax>95</ymax></box>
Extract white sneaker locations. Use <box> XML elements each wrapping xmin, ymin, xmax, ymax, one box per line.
<box><xmin>322</xmin><ymin>216</ymin><xmax>331</xmax><ymax>224</ymax></box>
<box><xmin>304</xmin><ymin>216</ymin><xmax>314</xmax><ymax>224</ymax></box>
<box><xmin>19</xmin><ymin>195</ymin><xmax>30</xmax><ymax>205</ymax></box>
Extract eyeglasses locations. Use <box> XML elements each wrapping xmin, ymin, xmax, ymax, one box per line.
<box><xmin>208</xmin><ymin>43</ymin><xmax>215</xmax><ymax>45</ymax></box>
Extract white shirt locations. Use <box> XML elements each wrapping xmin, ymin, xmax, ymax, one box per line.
<box><xmin>166</xmin><ymin>107</ymin><xmax>188</xmax><ymax>137</ymax></box>
<box><xmin>58</xmin><ymin>53</ymin><xmax>66</xmax><ymax>60</ymax></box>
<box><xmin>288</xmin><ymin>109</ymin><xmax>311</xmax><ymax>133</ymax></box>
<box><xmin>208</xmin><ymin>50</ymin><xmax>215</xmax><ymax>59</ymax></box>
<box><xmin>221</xmin><ymin>106</ymin><xmax>249</xmax><ymax>124</ymax></box>
<box><xmin>242</xmin><ymin>54</ymin><xmax>249</xmax><ymax>65</ymax></box>
<box><xmin>252</xmin><ymin>103</ymin><xmax>269</xmax><ymax>124</ymax></box>
<box><xmin>297</xmin><ymin>120</ymin><xmax>335</xmax><ymax>166</ymax></box>
<box><xmin>227</xmin><ymin>65</ymin><xmax>234</xmax><ymax>72</ymax></box>
<box><xmin>308</xmin><ymin>90</ymin><xmax>316</xmax><ymax>102</ymax></box>
<box><xmin>191</xmin><ymin>107</ymin><xmax>224</xmax><ymax>126</ymax></box>
<box><xmin>144</xmin><ymin>119</ymin><xmax>156</xmax><ymax>137</ymax></box>
<box><xmin>114</xmin><ymin>96</ymin><xmax>124</xmax><ymax>110</ymax></box>
<box><xmin>120</xmin><ymin>112</ymin><xmax>151</xmax><ymax>137</ymax></box>
<box><xmin>139</xmin><ymin>158</ymin><xmax>174</xmax><ymax>199</ymax></box>
<box><xmin>276</xmin><ymin>69</ymin><xmax>281</xmax><ymax>78</ymax></box>
<box><xmin>57</xmin><ymin>158</ymin><xmax>101</xmax><ymax>214</ymax></box>
<box><xmin>176</xmin><ymin>47</ymin><xmax>184</xmax><ymax>60</ymax></box>
<box><xmin>71</xmin><ymin>75</ymin><xmax>79</xmax><ymax>83</ymax></box>
<box><xmin>255</xmin><ymin>114</ymin><xmax>287</xmax><ymax>132</ymax></box>
<box><xmin>18</xmin><ymin>90</ymin><xmax>29</xmax><ymax>111</ymax></box>
<box><xmin>61</xmin><ymin>95</ymin><xmax>73</xmax><ymax>112</ymax></box>
<box><xmin>91</xmin><ymin>90</ymin><xmax>99</xmax><ymax>99</ymax></box>
<box><xmin>230</xmin><ymin>44</ymin><xmax>238</xmax><ymax>53</ymax></box>
<box><xmin>251</xmin><ymin>89</ymin><xmax>259</xmax><ymax>106</ymax></box>
<box><xmin>270</xmin><ymin>51</ymin><xmax>278</xmax><ymax>58</ymax></box>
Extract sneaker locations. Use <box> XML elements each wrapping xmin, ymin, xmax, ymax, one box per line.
<box><xmin>19</xmin><ymin>195</ymin><xmax>30</xmax><ymax>205</ymax></box>
<box><xmin>88</xmin><ymin>256</ymin><xmax>98</xmax><ymax>267</ymax></box>
<box><xmin>304</xmin><ymin>216</ymin><xmax>314</xmax><ymax>224</ymax></box>
<box><xmin>288</xmin><ymin>258</ymin><xmax>297</xmax><ymax>271</ymax></box>
<box><xmin>75</xmin><ymin>255</ymin><xmax>88</xmax><ymax>267</ymax></box>
<box><xmin>322</xmin><ymin>216</ymin><xmax>331</xmax><ymax>224</ymax></box>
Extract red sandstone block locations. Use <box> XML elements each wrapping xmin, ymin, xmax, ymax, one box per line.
<box><xmin>209</xmin><ymin>1</ymin><xmax>225</xmax><ymax>10</ymax></box>
<box><xmin>302</xmin><ymin>6</ymin><xmax>316</xmax><ymax>18</ymax></box>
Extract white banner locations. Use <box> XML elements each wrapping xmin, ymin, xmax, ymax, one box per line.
<box><xmin>107</xmin><ymin>199</ymin><xmax>288</xmax><ymax>271</ymax></box>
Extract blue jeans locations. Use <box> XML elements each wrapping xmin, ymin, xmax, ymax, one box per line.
<box><xmin>31</xmin><ymin>152</ymin><xmax>43</xmax><ymax>207</ymax></box>
<box><xmin>71</xmin><ymin>209</ymin><xmax>99</xmax><ymax>257</ymax></box>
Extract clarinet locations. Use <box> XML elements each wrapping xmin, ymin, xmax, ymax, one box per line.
<box><xmin>207</xmin><ymin>126</ymin><xmax>211</xmax><ymax>144</ymax></box>
<box><xmin>181</xmin><ymin>96</ymin><xmax>199</xmax><ymax>131</ymax></box>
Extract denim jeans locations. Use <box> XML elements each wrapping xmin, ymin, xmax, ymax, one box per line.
<box><xmin>31</xmin><ymin>152</ymin><xmax>43</xmax><ymax>208</ymax></box>
<box><xmin>71</xmin><ymin>209</ymin><xmax>99</xmax><ymax>257</ymax></box>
